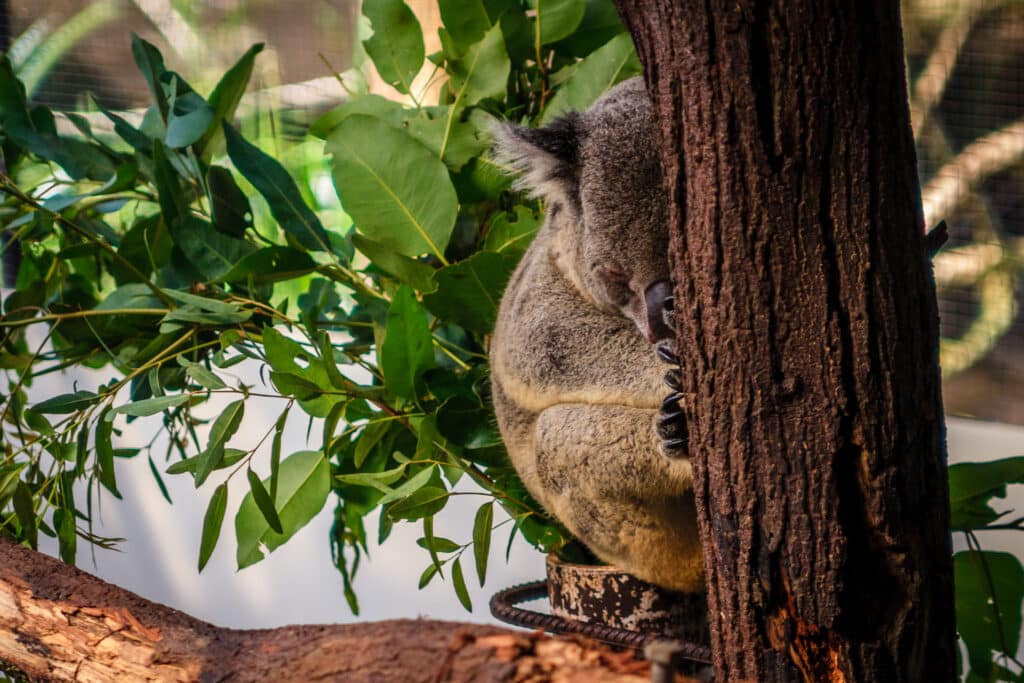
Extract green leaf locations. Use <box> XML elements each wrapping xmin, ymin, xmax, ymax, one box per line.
<box><xmin>336</xmin><ymin>463</ymin><xmax>408</xmax><ymax>492</ymax></box>
<box><xmin>207</xmin><ymin>165</ymin><xmax>252</xmax><ymax>238</ymax></box>
<box><xmin>148</xmin><ymin>455</ymin><xmax>174</xmax><ymax>503</ymax></box>
<box><xmin>112</xmin><ymin>393</ymin><xmax>188</xmax><ymax>417</ymax></box>
<box><xmin>351</xmin><ymin>233</ymin><xmax>436</xmax><ymax>292</ymax></box>
<box><xmin>54</xmin><ymin>507</ymin><xmax>77</xmax><ymax>564</ymax></box>
<box><xmin>553</xmin><ymin>0</ymin><xmax>626</xmax><ymax>56</ymax></box>
<box><xmin>181</xmin><ymin>360</ymin><xmax>228</xmax><ymax>390</ymax></box>
<box><xmin>270</xmin><ymin>371</ymin><xmax>324</xmax><ymax>401</ymax></box>
<box><xmin>377</xmin><ymin>465</ymin><xmax>437</xmax><ymax>507</ymax></box>
<box><xmin>166</xmin><ymin>448</ymin><xmax>246</xmax><ymax>475</ymax></box>
<box><xmin>540</xmin><ymin>32</ymin><xmax>640</xmax><ymax>124</ymax></box>
<box><xmin>536</xmin><ymin>0</ymin><xmax>586</xmax><ymax>44</ymax></box>
<box><xmin>95</xmin><ymin>408</ymin><xmax>121</xmax><ymax>498</ymax></box>
<box><xmin>483</xmin><ymin>206</ymin><xmax>541</xmax><ymax>255</ymax></box>
<box><xmin>248</xmin><ymin>468</ymin><xmax>283</xmax><ymax>534</ymax></box>
<box><xmin>404</xmin><ymin>106</ymin><xmax>490</xmax><ymax>171</ymax></box>
<box><xmin>380</xmin><ymin>286</ymin><xmax>435</xmax><ymax>400</ymax></box>
<box><xmin>362</xmin><ymin>0</ymin><xmax>425</xmax><ymax>95</ymax></box>
<box><xmin>164</xmin><ymin>87</ymin><xmax>214</xmax><ymax>148</ymax></box>
<box><xmin>327</xmin><ymin>115</ymin><xmax>457</xmax><ymax>261</ymax></box>
<box><xmin>151</xmin><ymin>141</ymin><xmax>189</xmax><ymax>226</ymax></box>
<box><xmin>439</xmin><ymin>0</ymin><xmax>492</xmax><ymax>50</ymax></box>
<box><xmin>949</xmin><ymin>457</ymin><xmax>1024</xmax><ymax>506</ymax></box>
<box><xmin>195</xmin><ymin>400</ymin><xmax>245</xmax><ymax>486</ymax></box>
<box><xmin>236</xmin><ymin>450</ymin><xmax>331</xmax><ymax>568</ymax></box>
<box><xmin>417</xmin><ymin>535</ymin><xmax>461</xmax><ymax>553</ymax></box>
<box><xmin>30</xmin><ymin>390</ymin><xmax>101</xmax><ymax>414</ymax></box>
<box><xmin>422</xmin><ymin>251</ymin><xmax>519</xmax><ymax>332</ymax></box>
<box><xmin>388</xmin><ymin>486</ymin><xmax>449</xmax><ymax>520</ymax></box>
<box><xmin>218</xmin><ymin>247</ymin><xmax>316</xmax><ymax>285</ymax></box>
<box><xmin>198</xmin><ymin>43</ymin><xmax>264</xmax><ymax>161</ymax></box>
<box><xmin>448</xmin><ymin>23</ymin><xmax>510</xmax><ymax>106</ymax></box>
<box><xmin>270</xmin><ymin>408</ymin><xmax>288</xmax><ymax>501</ymax></box>
<box><xmin>451</xmin><ymin>556</ymin><xmax>473</xmax><ymax>611</ymax></box>
<box><xmin>310</xmin><ymin>95</ymin><xmax>405</xmax><ymax>139</ymax></box>
<box><xmin>223</xmin><ymin>122</ymin><xmax>331</xmax><ymax>251</ymax></box>
<box><xmin>13</xmin><ymin>481</ymin><xmax>37</xmax><ymax>548</ymax></box>
<box><xmin>353</xmin><ymin>420</ymin><xmax>390</xmax><ymax>469</ymax></box>
<box><xmin>473</xmin><ymin>501</ymin><xmax>493</xmax><ymax>586</ymax></box>
<box><xmin>954</xmin><ymin>550</ymin><xmax>1024</xmax><ymax>678</ymax></box>
<box><xmin>169</xmin><ymin>216</ymin><xmax>257</xmax><ymax>282</ymax></box>
<box><xmin>418</xmin><ymin>562</ymin><xmax>440</xmax><ymax>589</ymax></box>
<box><xmin>131</xmin><ymin>34</ymin><xmax>169</xmax><ymax>119</ymax></box>
<box><xmin>198</xmin><ymin>483</ymin><xmax>228</xmax><ymax>571</ymax></box>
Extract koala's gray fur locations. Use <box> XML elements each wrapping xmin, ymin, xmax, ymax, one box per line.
<box><xmin>490</xmin><ymin>78</ymin><xmax>703</xmax><ymax>592</ymax></box>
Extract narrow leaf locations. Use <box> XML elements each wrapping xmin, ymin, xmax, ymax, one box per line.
<box><xmin>451</xmin><ymin>557</ymin><xmax>472</xmax><ymax>611</ymax></box>
<box><xmin>248</xmin><ymin>468</ymin><xmax>283</xmax><ymax>533</ymax></box>
<box><xmin>472</xmin><ymin>502</ymin><xmax>493</xmax><ymax>586</ymax></box>
<box><xmin>198</xmin><ymin>483</ymin><xmax>228</xmax><ymax>571</ymax></box>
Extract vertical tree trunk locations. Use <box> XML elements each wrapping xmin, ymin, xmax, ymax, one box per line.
<box><xmin>612</xmin><ymin>2</ymin><xmax>956</xmax><ymax>681</ymax></box>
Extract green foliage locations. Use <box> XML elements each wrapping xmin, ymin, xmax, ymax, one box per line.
<box><xmin>0</xmin><ymin>1</ymin><xmax>642</xmax><ymax>618</ymax></box>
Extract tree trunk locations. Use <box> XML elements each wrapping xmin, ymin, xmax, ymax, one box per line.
<box><xmin>0</xmin><ymin>537</ymin><xmax>658</xmax><ymax>682</ymax></box>
<box><xmin>612</xmin><ymin>1</ymin><xmax>956</xmax><ymax>681</ymax></box>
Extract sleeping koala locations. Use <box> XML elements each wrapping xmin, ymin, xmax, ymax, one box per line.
<box><xmin>490</xmin><ymin>78</ymin><xmax>703</xmax><ymax>592</ymax></box>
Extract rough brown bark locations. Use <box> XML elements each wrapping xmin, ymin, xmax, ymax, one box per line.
<box><xmin>0</xmin><ymin>537</ymin><xmax>658</xmax><ymax>682</ymax></box>
<box><xmin>612</xmin><ymin>1</ymin><xmax>956</xmax><ymax>681</ymax></box>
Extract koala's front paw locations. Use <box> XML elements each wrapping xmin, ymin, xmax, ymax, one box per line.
<box><xmin>655</xmin><ymin>340</ymin><xmax>688</xmax><ymax>458</ymax></box>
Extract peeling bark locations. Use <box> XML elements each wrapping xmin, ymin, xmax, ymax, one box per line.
<box><xmin>0</xmin><ymin>537</ymin><xmax>665</xmax><ymax>682</ymax></box>
<box><xmin>613</xmin><ymin>1</ymin><xmax>956</xmax><ymax>681</ymax></box>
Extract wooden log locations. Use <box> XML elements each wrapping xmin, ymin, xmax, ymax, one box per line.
<box><xmin>0</xmin><ymin>537</ymin><xmax>667</xmax><ymax>682</ymax></box>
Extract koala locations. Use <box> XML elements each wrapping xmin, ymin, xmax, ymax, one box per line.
<box><xmin>490</xmin><ymin>78</ymin><xmax>703</xmax><ymax>593</ymax></box>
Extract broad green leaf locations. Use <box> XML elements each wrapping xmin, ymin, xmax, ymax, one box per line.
<box><xmin>30</xmin><ymin>390</ymin><xmax>101</xmax><ymax>414</ymax></box>
<box><xmin>483</xmin><ymin>206</ymin><xmax>541</xmax><ymax>255</ymax></box>
<box><xmin>351</xmin><ymin>233</ymin><xmax>436</xmax><ymax>292</ymax></box>
<box><xmin>438</xmin><ymin>0</ymin><xmax>491</xmax><ymax>51</ymax></box>
<box><xmin>451</xmin><ymin>557</ymin><xmax>472</xmax><ymax>611</ymax></box>
<box><xmin>13</xmin><ymin>481</ymin><xmax>37</xmax><ymax>548</ymax></box>
<box><xmin>404</xmin><ymin>106</ymin><xmax>490</xmax><ymax>171</ymax></box>
<box><xmin>223</xmin><ymin>123</ymin><xmax>331</xmax><ymax>251</ymax></box>
<box><xmin>362</xmin><ymin>0</ymin><xmax>424</xmax><ymax>95</ymax></box>
<box><xmin>423</xmin><ymin>251</ymin><xmax>519</xmax><ymax>332</ymax></box>
<box><xmin>553</xmin><ymin>0</ymin><xmax>626</xmax><ymax>57</ymax></box>
<box><xmin>195</xmin><ymin>400</ymin><xmax>245</xmax><ymax>486</ymax></box>
<box><xmin>473</xmin><ymin>501</ymin><xmax>493</xmax><ymax>585</ymax></box>
<box><xmin>161</xmin><ymin>288</ymin><xmax>247</xmax><ymax>315</ymax></box>
<box><xmin>111</xmin><ymin>393</ymin><xmax>187</xmax><ymax>417</ymax></box>
<box><xmin>353</xmin><ymin>420</ymin><xmax>391</xmax><ymax>469</ymax></box>
<box><xmin>207</xmin><ymin>165</ymin><xmax>252</xmax><ymax>238</ymax></box>
<box><xmin>270</xmin><ymin>372</ymin><xmax>324</xmax><ymax>400</ymax></box>
<box><xmin>218</xmin><ymin>247</ymin><xmax>316</xmax><ymax>285</ymax></box>
<box><xmin>198</xmin><ymin>483</ymin><xmax>228</xmax><ymax>571</ymax></box>
<box><xmin>161</xmin><ymin>305</ymin><xmax>252</xmax><ymax>328</ymax></box>
<box><xmin>327</xmin><ymin>115</ymin><xmax>457</xmax><ymax>261</ymax></box>
<box><xmin>169</xmin><ymin>216</ymin><xmax>257</xmax><ymax>282</ymax></box>
<box><xmin>310</xmin><ymin>95</ymin><xmax>405</xmax><ymax>139</ymax></box>
<box><xmin>164</xmin><ymin>86</ymin><xmax>214</xmax><ymax>148</ymax></box>
<box><xmin>954</xmin><ymin>550</ymin><xmax>1024</xmax><ymax>679</ymax></box>
<box><xmin>540</xmin><ymin>32</ymin><xmax>640</xmax><ymax>124</ymax></box>
<box><xmin>536</xmin><ymin>0</ymin><xmax>586</xmax><ymax>44</ymax></box>
<box><xmin>448</xmin><ymin>24</ymin><xmax>510</xmax><ymax>106</ymax></box>
<box><xmin>261</xmin><ymin>327</ymin><xmax>339</xmax><ymax>417</ymax></box>
<box><xmin>236</xmin><ymin>450</ymin><xmax>331</xmax><ymax>568</ymax></box>
<box><xmin>95</xmin><ymin>283</ymin><xmax>164</xmax><ymax>312</ymax></box>
<box><xmin>380</xmin><ymin>286</ymin><xmax>435</xmax><ymax>401</ymax></box>
<box><xmin>198</xmin><ymin>43</ymin><xmax>264</xmax><ymax>161</ymax></box>
<box><xmin>949</xmin><ymin>457</ymin><xmax>1024</xmax><ymax>505</ymax></box>
<box><xmin>248</xmin><ymin>468</ymin><xmax>283</xmax><ymax>533</ymax></box>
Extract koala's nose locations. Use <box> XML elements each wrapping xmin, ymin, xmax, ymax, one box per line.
<box><xmin>644</xmin><ymin>280</ymin><xmax>674</xmax><ymax>342</ymax></box>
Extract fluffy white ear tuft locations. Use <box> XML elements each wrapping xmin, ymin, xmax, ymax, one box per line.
<box><xmin>491</xmin><ymin>114</ymin><xmax>581</xmax><ymax>211</ymax></box>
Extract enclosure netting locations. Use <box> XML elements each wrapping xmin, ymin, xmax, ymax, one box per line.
<box><xmin>3</xmin><ymin>0</ymin><xmax>1024</xmax><ymax>424</ymax></box>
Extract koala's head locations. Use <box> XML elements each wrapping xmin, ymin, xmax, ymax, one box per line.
<box><xmin>493</xmin><ymin>78</ymin><xmax>672</xmax><ymax>343</ymax></box>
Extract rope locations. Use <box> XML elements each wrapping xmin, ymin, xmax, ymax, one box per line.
<box><xmin>488</xmin><ymin>580</ymin><xmax>713</xmax><ymax>665</ymax></box>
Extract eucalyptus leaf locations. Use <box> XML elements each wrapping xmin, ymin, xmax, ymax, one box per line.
<box><xmin>248</xmin><ymin>468</ymin><xmax>284</xmax><ymax>534</ymax></box>
<box><xmin>30</xmin><ymin>390</ymin><xmax>101</xmax><ymax>414</ymax></box>
<box><xmin>954</xmin><ymin>550</ymin><xmax>1024</xmax><ymax>679</ymax></box>
<box><xmin>448</xmin><ymin>23</ymin><xmax>510</xmax><ymax>106</ymax></box>
<box><xmin>540</xmin><ymin>32</ymin><xmax>640</xmax><ymax>124</ymax></box>
<box><xmin>380</xmin><ymin>286</ymin><xmax>435</xmax><ymax>401</ymax></box>
<box><xmin>451</xmin><ymin>557</ymin><xmax>473</xmax><ymax>611</ymax></box>
<box><xmin>362</xmin><ymin>0</ymin><xmax>425</xmax><ymax>95</ymax></box>
<box><xmin>169</xmin><ymin>216</ymin><xmax>257</xmax><ymax>282</ymax></box>
<box><xmin>236</xmin><ymin>451</ymin><xmax>331</xmax><ymax>568</ymax></box>
<box><xmin>112</xmin><ymin>393</ymin><xmax>188</xmax><ymax>417</ymax></box>
<box><xmin>536</xmin><ymin>0</ymin><xmax>586</xmax><ymax>44</ymax></box>
<box><xmin>199</xmin><ymin>43</ymin><xmax>264</xmax><ymax>161</ymax></box>
<box><xmin>422</xmin><ymin>251</ymin><xmax>519</xmax><ymax>332</ymax></box>
<box><xmin>198</xmin><ymin>483</ymin><xmax>228</xmax><ymax>572</ymax></box>
<box><xmin>327</xmin><ymin>115</ymin><xmax>457</xmax><ymax>261</ymax></box>
<box><xmin>473</xmin><ymin>501</ymin><xmax>493</xmax><ymax>585</ymax></box>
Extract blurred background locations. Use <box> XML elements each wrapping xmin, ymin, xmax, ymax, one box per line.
<box><xmin>1</xmin><ymin>0</ymin><xmax>1023</xmax><ymax>631</ymax></box>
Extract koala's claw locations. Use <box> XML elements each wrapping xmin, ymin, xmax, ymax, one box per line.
<box><xmin>661</xmin><ymin>392</ymin><xmax>683</xmax><ymax>411</ymax></box>
<box><xmin>663</xmin><ymin>369</ymin><xmax>682</xmax><ymax>392</ymax></box>
<box><xmin>657</xmin><ymin>389</ymin><xmax>688</xmax><ymax>458</ymax></box>
<box><xmin>656</xmin><ymin>340</ymin><xmax>678</xmax><ymax>365</ymax></box>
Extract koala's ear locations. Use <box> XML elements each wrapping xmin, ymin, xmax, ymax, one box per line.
<box><xmin>492</xmin><ymin>113</ymin><xmax>581</xmax><ymax>210</ymax></box>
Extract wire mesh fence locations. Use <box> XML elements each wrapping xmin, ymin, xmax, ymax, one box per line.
<box><xmin>3</xmin><ymin>0</ymin><xmax>1024</xmax><ymax>424</ymax></box>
